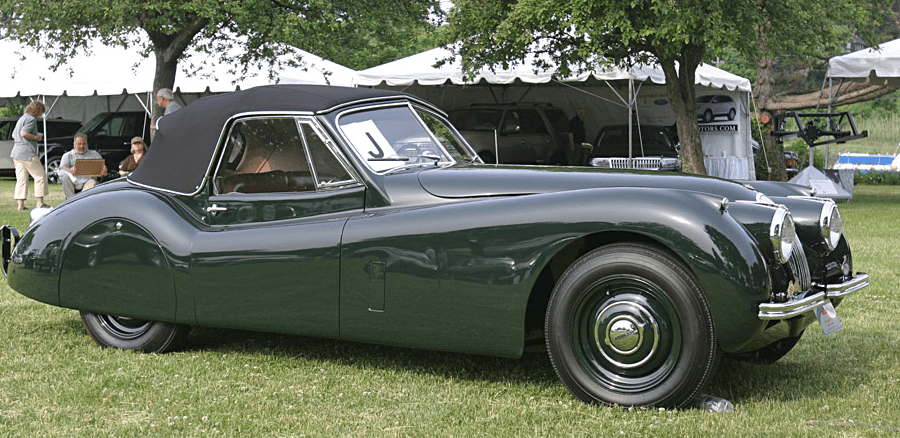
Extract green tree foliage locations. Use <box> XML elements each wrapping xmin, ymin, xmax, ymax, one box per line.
<box><xmin>445</xmin><ymin>0</ymin><xmax>887</xmax><ymax>176</ymax></box>
<box><xmin>1</xmin><ymin>0</ymin><xmax>441</xmax><ymax>121</ymax></box>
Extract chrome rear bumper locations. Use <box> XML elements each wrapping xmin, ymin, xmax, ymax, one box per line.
<box><xmin>758</xmin><ymin>273</ymin><xmax>869</xmax><ymax>320</ymax></box>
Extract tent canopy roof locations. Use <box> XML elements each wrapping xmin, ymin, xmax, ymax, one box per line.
<box><xmin>826</xmin><ymin>38</ymin><xmax>900</xmax><ymax>85</ymax></box>
<box><xmin>0</xmin><ymin>37</ymin><xmax>356</xmax><ymax>98</ymax></box>
<box><xmin>355</xmin><ymin>46</ymin><xmax>751</xmax><ymax>92</ymax></box>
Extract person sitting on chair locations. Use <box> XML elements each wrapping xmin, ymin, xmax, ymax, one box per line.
<box><xmin>119</xmin><ymin>137</ymin><xmax>146</xmax><ymax>176</ymax></box>
<box><xmin>58</xmin><ymin>134</ymin><xmax>107</xmax><ymax>198</ymax></box>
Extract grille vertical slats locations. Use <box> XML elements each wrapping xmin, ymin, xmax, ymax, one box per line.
<box><xmin>787</xmin><ymin>241</ymin><xmax>812</xmax><ymax>291</ymax></box>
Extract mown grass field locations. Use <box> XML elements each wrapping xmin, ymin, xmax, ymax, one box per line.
<box><xmin>831</xmin><ymin>114</ymin><xmax>900</xmax><ymax>156</ymax></box>
<box><xmin>0</xmin><ymin>179</ymin><xmax>897</xmax><ymax>437</ymax></box>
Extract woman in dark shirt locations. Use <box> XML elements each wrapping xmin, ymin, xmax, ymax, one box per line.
<box><xmin>119</xmin><ymin>137</ymin><xmax>146</xmax><ymax>176</ymax></box>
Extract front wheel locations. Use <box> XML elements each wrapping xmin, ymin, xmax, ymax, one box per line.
<box><xmin>80</xmin><ymin>311</ymin><xmax>189</xmax><ymax>353</ymax></box>
<box><xmin>45</xmin><ymin>155</ymin><xmax>62</xmax><ymax>184</ymax></box>
<box><xmin>545</xmin><ymin>243</ymin><xmax>719</xmax><ymax>408</ymax></box>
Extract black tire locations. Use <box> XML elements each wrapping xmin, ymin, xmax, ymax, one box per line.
<box><xmin>730</xmin><ymin>332</ymin><xmax>803</xmax><ymax>364</ymax></box>
<box><xmin>545</xmin><ymin>243</ymin><xmax>719</xmax><ymax>408</ymax></box>
<box><xmin>702</xmin><ymin>109</ymin><xmax>714</xmax><ymax>123</ymax></box>
<box><xmin>727</xmin><ymin>108</ymin><xmax>736</xmax><ymax>121</ymax></box>
<box><xmin>46</xmin><ymin>155</ymin><xmax>62</xmax><ymax>185</ymax></box>
<box><xmin>80</xmin><ymin>311</ymin><xmax>188</xmax><ymax>353</ymax></box>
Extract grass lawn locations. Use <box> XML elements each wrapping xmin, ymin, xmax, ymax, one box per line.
<box><xmin>0</xmin><ymin>179</ymin><xmax>898</xmax><ymax>437</ymax></box>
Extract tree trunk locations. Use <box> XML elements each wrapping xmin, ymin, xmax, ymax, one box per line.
<box><xmin>659</xmin><ymin>51</ymin><xmax>707</xmax><ymax>175</ymax></box>
<box><xmin>753</xmin><ymin>56</ymin><xmax>788</xmax><ymax>181</ymax></box>
<box><xmin>144</xmin><ymin>17</ymin><xmax>209</xmax><ymax>136</ymax></box>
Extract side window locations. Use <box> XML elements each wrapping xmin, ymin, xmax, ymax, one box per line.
<box><xmin>515</xmin><ymin>110</ymin><xmax>547</xmax><ymax>135</ymax></box>
<box><xmin>545</xmin><ymin>109</ymin><xmax>569</xmax><ymax>134</ymax></box>
<box><xmin>0</xmin><ymin>121</ymin><xmax>11</xmax><ymax>140</ymax></box>
<box><xmin>299</xmin><ymin>123</ymin><xmax>354</xmax><ymax>187</ymax></box>
<box><xmin>215</xmin><ymin>117</ymin><xmax>315</xmax><ymax>194</ymax></box>
<box><xmin>102</xmin><ymin>117</ymin><xmax>125</xmax><ymax>137</ymax></box>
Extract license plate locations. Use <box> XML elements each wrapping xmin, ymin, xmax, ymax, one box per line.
<box><xmin>816</xmin><ymin>302</ymin><xmax>843</xmax><ymax>336</ymax></box>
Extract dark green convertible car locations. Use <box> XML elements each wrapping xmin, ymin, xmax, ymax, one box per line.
<box><xmin>1</xmin><ymin>85</ymin><xmax>868</xmax><ymax>409</ymax></box>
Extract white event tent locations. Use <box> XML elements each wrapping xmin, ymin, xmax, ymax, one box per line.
<box><xmin>827</xmin><ymin>38</ymin><xmax>900</xmax><ymax>88</ymax></box>
<box><xmin>356</xmin><ymin>47</ymin><xmax>755</xmax><ymax>179</ymax></box>
<box><xmin>0</xmin><ymin>37</ymin><xmax>356</xmax><ymax>122</ymax></box>
<box><xmin>796</xmin><ymin>38</ymin><xmax>900</xmax><ymax>200</ymax></box>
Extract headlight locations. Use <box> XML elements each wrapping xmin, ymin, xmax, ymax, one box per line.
<box><xmin>770</xmin><ymin>208</ymin><xmax>796</xmax><ymax>264</ymax></box>
<box><xmin>590</xmin><ymin>158</ymin><xmax>612</xmax><ymax>168</ymax></box>
<box><xmin>819</xmin><ymin>200</ymin><xmax>843</xmax><ymax>251</ymax></box>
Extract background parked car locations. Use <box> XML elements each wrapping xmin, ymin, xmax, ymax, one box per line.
<box><xmin>750</xmin><ymin>139</ymin><xmax>801</xmax><ymax>177</ymax></box>
<box><xmin>696</xmin><ymin>94</ymin><xmax>736</xmax><ymax>123</ymax></box>
<box><xmin>0</xmin><ymin>116</ymin><xmax>81</xmax><ymax>176</ymax></box>
<box><xmin>448</xmin><ymin>103</ymin><xmax>571</xmax><ymax>165</ymax></box>
<box><xmin>784</xmin><ymin>150</ymin><xmax>800</xmax><ymax>177</ymax></box>
<box><xmin>41</xmin><ymin>111</ymin><xmax>151</xmax><ymax>183</ymax></box>
<box><xmin>588</xmin><ymin>124</ymin><xmax>681</xmax><ymax>171</ymax></box>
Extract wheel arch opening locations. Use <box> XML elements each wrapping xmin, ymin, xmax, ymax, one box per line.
<box><xmin>523</xmin><ymin>230</ymin><xmax>694</xmax><ymax>342</ymax></box>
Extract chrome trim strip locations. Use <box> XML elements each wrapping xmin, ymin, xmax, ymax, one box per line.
<box><xmin>758</xmin><ymin>292</ymin><xmax>826</xmax><ymax>320</ymax></box>
<box><xmin>758</xmin><ymin>272</ymin><xmax>870</xmax><ymax>320</ymax></box>
<box><xmin>814</xmin><ymin>272</ymin><xmax>870</xmax><ymax>298</ymax></box>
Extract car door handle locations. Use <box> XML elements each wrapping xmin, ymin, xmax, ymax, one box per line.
<box><xmin>206</xmin><ymin>204</ymin><xmax>227</xmax><ymax>215</ymax></box>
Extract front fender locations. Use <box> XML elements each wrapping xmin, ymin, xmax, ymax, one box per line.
<box><xmin>341</xmin><ymin>186</ymin><xmax>770</xmax><ymax>356</ymax></box>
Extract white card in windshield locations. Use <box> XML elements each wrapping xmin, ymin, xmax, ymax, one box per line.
<box><xmin>342</xmin><ymin>120</ymin><xmax>401</xmax><ymax>172</ymax></box>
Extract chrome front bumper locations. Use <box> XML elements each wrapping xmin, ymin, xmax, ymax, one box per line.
<box><xmin>758</xmin><ymin>273</ymin><xmax>869</xmax><ymax>320</ymax></box>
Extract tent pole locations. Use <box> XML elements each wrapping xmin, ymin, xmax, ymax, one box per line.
<box><xmin>628</xmin><ymin>78</ymin><xmax>633</xmax><ymax>161</ymax></box>
<box><xmin>39</xmin><ymin>95</ymin><xmax>62</xmax><ymax>177</ymax></box>
<box><xmin>493</xmin><ymin>129</ymin><xmax>500</xmax><ymax>164</ymax></box>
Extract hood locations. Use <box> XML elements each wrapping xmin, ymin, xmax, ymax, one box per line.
<box><xmin>418</xmin><ymin>165</ymin><xmax>762</xmax><ymax>201</ymax></box>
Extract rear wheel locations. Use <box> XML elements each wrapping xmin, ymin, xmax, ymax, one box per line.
<box><xmin>545</xmin><ymin>243</ymin><xmax>719</xmax><ymax>408</ymax></box>
<box><xmin>80</xmin><ymin>311</ymin><xmax>188</xmax><ymax>353</ymax></box>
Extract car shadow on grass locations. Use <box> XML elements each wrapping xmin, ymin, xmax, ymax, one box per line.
<box><xmin>184</xmin><ymin>326</ymin><xmax>560</xmax><ymax>388</ymax></box>
<box><xmin>708</xmin><ymin>348</ymin><xmax>873</xmax><ymax>405</ymax></box>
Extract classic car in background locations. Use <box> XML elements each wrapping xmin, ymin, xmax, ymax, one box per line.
<box><xmin>447</xmin><ymin>103</ymin><xmax>570</xmax><ymax>165</ymax></box>
<box><xmin>588</xmin><ymin>124</ymin><xmax>681</xmax><ymax>171</ymax></box>
<box><xmin>2</xmin><ymin>85</ymin><xmax>868</xmax><ymax>409</ymax></box>
<box><xmin>696</xmin><ymin>94</ymin><xmax>737</xmax><ymax>123</ymax></box>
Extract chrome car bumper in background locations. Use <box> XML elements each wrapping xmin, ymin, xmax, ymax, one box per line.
<box><xmin>1</xmin><ymin>225</ymin><xmax>19</xmax><ymax>276</ymax></box>
<box><xmin>758</xmin><ymin>273</ymin><xmax>870</xmax><ymax>320</ymax></box>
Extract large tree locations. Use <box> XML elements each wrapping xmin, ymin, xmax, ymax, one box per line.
<box><xmin>1</xmin><ymin>0</ymin><xmax>441</xmax><ymax>123</ymax></box>
<box><xmin>747</xmin><ymin>1</ymin><xmax>898</xmax><ymax>180</ymax></box>
<box><xmin>445</xmin><ymin>0</ymin><xmax>886</xmax><ymax>176</ymax></box>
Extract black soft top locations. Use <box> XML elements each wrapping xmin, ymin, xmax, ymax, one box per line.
<box><xmin>129</xmin><ymin>84</ymin><xmax>406</xmax><ymax>194</ymax></box>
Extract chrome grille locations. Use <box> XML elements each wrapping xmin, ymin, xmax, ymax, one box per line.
<box><xmin>787</xmin><ymin>241</ymin><xmax>811</xmax><ymax>292</ymax></box>
<box><xmin>608</xmin><ymin>158</ymin><xmax>662</xmax><ymax>170</ymax></box>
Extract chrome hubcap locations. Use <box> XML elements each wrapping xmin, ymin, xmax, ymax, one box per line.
<box><xmin>593</xmin><ymin>301</ymin><xmax>660</xmax><ymax>369</ymax></box>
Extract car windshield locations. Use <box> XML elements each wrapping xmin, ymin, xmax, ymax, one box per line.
<box><xmin>594</xmin><ymin>126</ymin><xmax>677</xmax><ymax>157</ymax></box>
<box><xmin>338</xmin><ymin>104</ymin><xmax>477</xmax><ymax>173</ymax></box>
<box><xmin>78</xmin><ymin>113</ymin><xmax>109</xmax><ymax>134</ymax></box>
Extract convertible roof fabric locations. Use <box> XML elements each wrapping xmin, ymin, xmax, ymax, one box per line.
<box><xmin>129</xmin><ymin>84</ymin><xmax>403</xmax><ymax>194</ymax></box>
<box><xmin>827</xmin><ymin>38</ymin><xmax>900</xmax><ymax>86</ymax></box>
